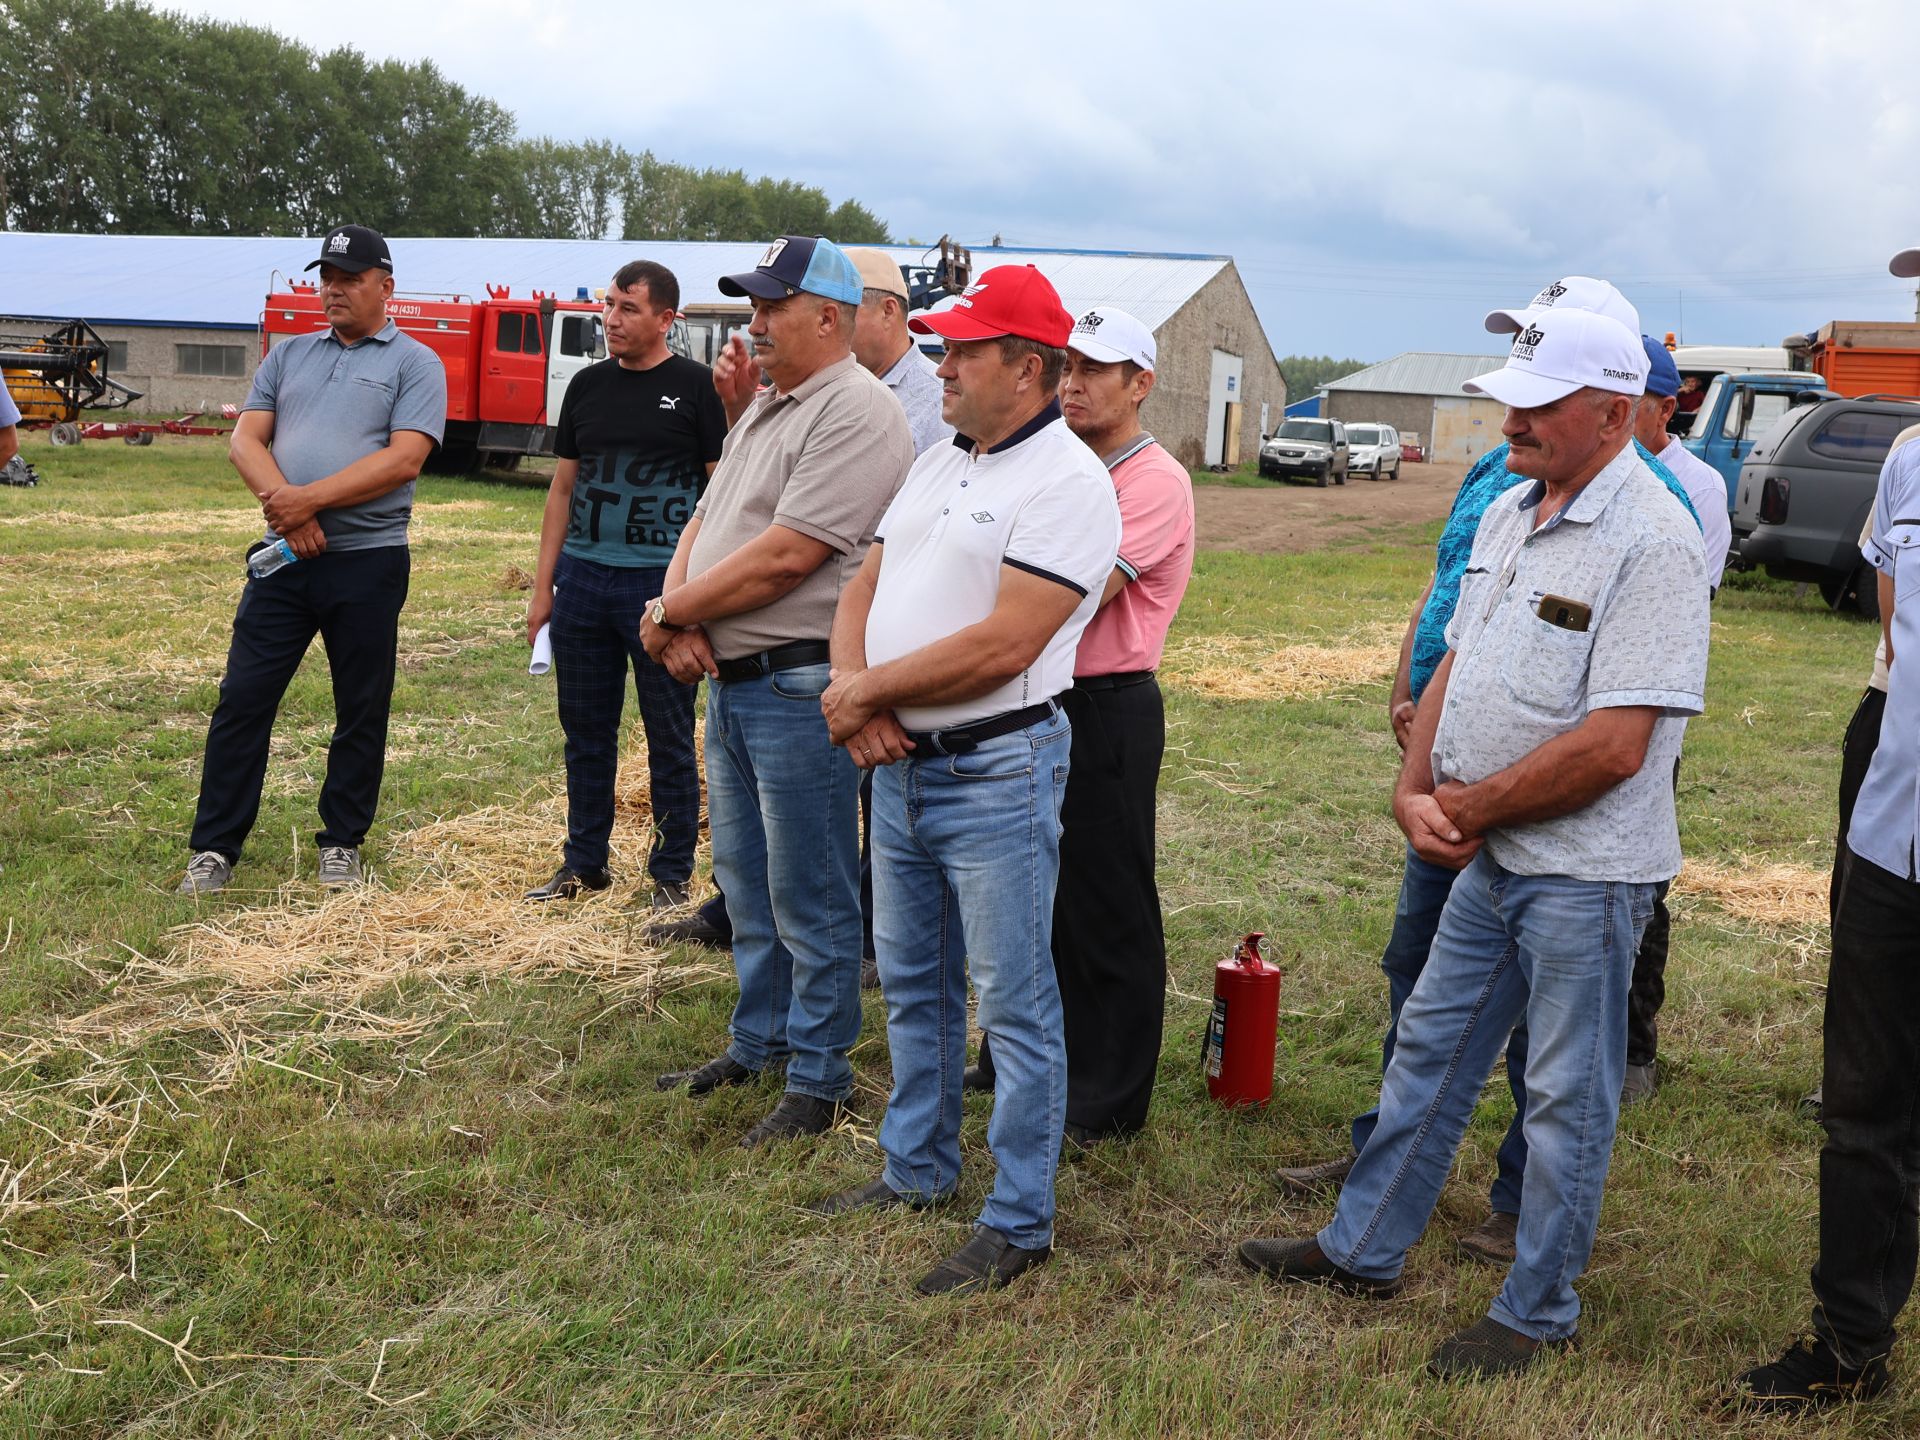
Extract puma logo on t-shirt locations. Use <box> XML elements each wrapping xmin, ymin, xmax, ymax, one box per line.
<box><xmin>659</xmin><ymin>395</ymin><xmax>681</xmax><ymax>411</ymax></box>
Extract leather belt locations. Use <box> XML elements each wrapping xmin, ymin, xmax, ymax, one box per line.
<box><xmin>903</xmin><ymin>701</ymin><xmax>1058</xmax><ymax>756</ymax></box>
<box><xmin>713</xmin><ymin>640</ymin><xmax>832</xmax><ymax>684</ymax></box>
<box><xmin>1072</xmin><ymin>669</ymin><xmax>1155</xmax><ymax>692</ymax></box>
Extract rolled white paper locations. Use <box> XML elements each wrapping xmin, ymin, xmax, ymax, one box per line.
<box><xmin>529</xmin><ymin>623</ymin><xmax>553</xmax><ymax>677</ymax></box>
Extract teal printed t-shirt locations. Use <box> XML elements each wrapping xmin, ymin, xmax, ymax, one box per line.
<box><xmin>554</xmin><ymin>354</ymin><xmax>727</xmax><ymax>567</ymax></box>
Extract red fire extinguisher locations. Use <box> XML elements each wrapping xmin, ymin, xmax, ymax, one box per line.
<box><xmin>1203</xmin><ymin>932</ymin><xmax>1283</xmax><ymax>1107</ymax></box>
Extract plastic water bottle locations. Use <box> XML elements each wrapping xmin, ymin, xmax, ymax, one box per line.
<box><xmin>248</xmin><ymin>538</ymin><xmax>298</xmax><ymax>579</ymax></box>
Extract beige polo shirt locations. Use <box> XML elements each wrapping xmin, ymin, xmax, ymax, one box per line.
<box><xmin>688</xmin><ymin>354</ymin><xmax>914</xmax><ymax>659</ymax></box>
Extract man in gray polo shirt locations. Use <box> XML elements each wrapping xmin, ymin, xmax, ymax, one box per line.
<box><xmin>641</xmin><ymin>235</ymin><xmax>913</xmax><ymax>1149</ymax></box>
<box><xmin>846</xmin><ymin>247</ymin><xmax>952</xmax><ymax>457</ymax></box>
<box><xmin>1238</xmin><ymin>306</ymin><xmax>1709</xmax><ymax>1379</ymax></box>
<box><xmin>179</xmin><ymin>225</ymin><xmax>444</xmax><ymax>896</ymax></box>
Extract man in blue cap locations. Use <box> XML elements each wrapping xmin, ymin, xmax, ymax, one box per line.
<box><xmin>642</xmin><ymin>236</ymin><xmax>914</xmax><ymax>1149</ymax></box>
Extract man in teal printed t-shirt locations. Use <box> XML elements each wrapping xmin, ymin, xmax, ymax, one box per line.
<box><xmin>525</xmin><ymin>260</ymin><xmax>727</xmax><ymax>905</ymax></box>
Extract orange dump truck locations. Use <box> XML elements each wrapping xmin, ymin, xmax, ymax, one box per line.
<box><xmin>1784</xmin><ymin>321</ymin><xmax>1920</xmax><ymax>398</ymax></box>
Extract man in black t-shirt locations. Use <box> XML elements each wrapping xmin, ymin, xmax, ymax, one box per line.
<box><xmin>526</xmin><ymin>260</ymin><xmax>727</xmax><ymax>903</ymax></box>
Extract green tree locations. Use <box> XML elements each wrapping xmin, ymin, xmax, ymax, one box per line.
<box><xmin>1277</xmin><ymin>354</ymin><xmax>1372</xmax><ymax>404</ymax></box>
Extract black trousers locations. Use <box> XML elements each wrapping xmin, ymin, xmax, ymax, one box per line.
<box><xmin>1623</xmin><ymin>756</ymin><xmax>1683</xmax><ymax>1067</ymax></box>
<box><xmin>981</xmin><ymin>678</ymin><xmax>1168</xmax><ymax>1134</ymax></box>
<box><xmin>1812</xmin><ymin>848</ymin><xmax>1920</xmax><ymax>1367</ymax></box>
<box><xmin>1830</xmin><ymin>686</ymin><xmax>1888</xmax><ymax>927</ymax></box>
<box><xmin>189</xmin><ymin>545</ymin><xmax>410</xmax><ymax>861</ymax></box>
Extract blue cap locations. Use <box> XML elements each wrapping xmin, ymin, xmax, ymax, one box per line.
<box><xmin>718</xmin><ymin>236</ymin><xmax>864</xmax><ymax>306</ymax></box>
<box><xmin>1641</xmin><ymin>335</ymin><xmax>1680</xmax><ymax>397</ymax></box>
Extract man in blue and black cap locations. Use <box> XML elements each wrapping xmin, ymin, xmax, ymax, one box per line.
<box><xmin>642</xmin><ymin>236</ymin><xmax>915</xmax><ymax>1149</ymax></box>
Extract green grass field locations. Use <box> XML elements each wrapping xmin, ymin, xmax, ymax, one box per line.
<box><xmin>0</xmin><ymin>437</ymin><xmax>1898</xmax><ymax>1437</ymax></box>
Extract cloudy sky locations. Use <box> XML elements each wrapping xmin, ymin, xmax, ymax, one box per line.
<box><xmin>185</xmin><ymin>0</ymin><xmax>1920</xmax><ymax>362</ymax></box>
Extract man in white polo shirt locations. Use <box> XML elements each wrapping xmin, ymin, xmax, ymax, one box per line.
<box><xmin>1238</xmin><ymin>305</ymin><xmax>1710</xmax><ymax>1378</ymax></box>
<box><xmin>806</xmin><ymin>265</ymin><xmax>1120</xmax><ymax>1297</ymax></box>
<box><xmin>966</xmin><ymin>306</ymin><xmax>1195</xmax><ymax>1143</ymax></box>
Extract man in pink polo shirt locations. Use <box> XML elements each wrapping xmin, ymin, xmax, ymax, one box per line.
<box><xmin>968</xmin><ymin>304</ymin><xmax>1197</xmax><ymax>1142</ymax></box>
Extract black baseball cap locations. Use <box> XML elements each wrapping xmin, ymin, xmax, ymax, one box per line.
<box><xmin>305</xmin><ymin>224</ymin><xmax>393</xmax><ymax>275</ymax></box>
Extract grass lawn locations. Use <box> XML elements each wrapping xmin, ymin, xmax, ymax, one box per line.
<box><xmin>0</xmin><ymin>437</ymin><xmax>1897</xmax><ymax>1437</ymax></box>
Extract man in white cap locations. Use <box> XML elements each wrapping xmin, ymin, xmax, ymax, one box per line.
<box><xmin>1726</xmin><ymin>245</ymin><xmax>1920</xmax><ymax>1414</ymax></box>
<box><xmin>1239</xmin><ymin>300</ymin><xmax>1710</xmax><ymax>1379</ymax></box>
<box><xmin>966</xmin><ymin>306</ymin><xmax>1195</xmax><ymax>1143</ymax></box>
<box><xmin>1268</xmin><ymin>280</ymin><xmax>1707</xmax><ymax>1255</ymax></box>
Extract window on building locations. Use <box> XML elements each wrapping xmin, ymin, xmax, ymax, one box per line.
<box><xmin>106</xmin><ymin>340</ymin><xmax>129</xmax><ymax>374</ymax></box>
<box><xmin>175</xmin><ymin>343</ymin><xmax>247</xmax><ymax>378</ymax></box>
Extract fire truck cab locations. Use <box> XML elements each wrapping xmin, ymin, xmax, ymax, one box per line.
<box><xmin>261</xmin><ymin>283</ymin><xmax>613</xmax><ymax>470</ymax></box>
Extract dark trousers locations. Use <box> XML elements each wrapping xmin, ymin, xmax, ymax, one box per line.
<box><xmin>1831</xmin><ymin>686</ymin><xmax>1888</xmax><ymax>926</ymax></box>
<box><xmin>980</xmin><ymin>677</ymin><xmax>1168</xmax><ymax>1135</ymax></box>
<box><xmin>697</xmin><ymin>768</ymin><xmax>875</xmax><ymax>958</ymax></box>
<box><xmin>550</xmin><ymin>555</ymin><xmax>698</xmax><ymax>884</ymax></box>
<box><xmin>189</xmin><ymin>545</ymin><xmax>410</xmax><ymax>861</ymax></box>
<box><xmin>1812</xmin><ymin>848</ymin><xmax>1920</xmax><ymax>1368</ymax></box>
<box><xmin>1623</xmin><ymin>756</ymin><xmax>1683</xmax><ymax>1067</ymax></box>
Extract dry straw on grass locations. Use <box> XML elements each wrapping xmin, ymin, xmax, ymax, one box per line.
<box><xmin>1673</xmin><ymin>856</ymin><xmax>1827</xmax><ymax>930</ymax></box>
<box><xmin>1159</xmin><ymin>627</ymin><xmax>1399</xmax><ymax>701</ymax></box>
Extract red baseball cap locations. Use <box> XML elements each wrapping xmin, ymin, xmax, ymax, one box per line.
<box><xmin>908</xmin><ymin>264</ymin><xmax>1072</xmax><ymax>347</ymax></box>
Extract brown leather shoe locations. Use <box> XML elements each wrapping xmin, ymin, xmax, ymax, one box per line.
<box><xmin>655</xmin><ymin>1053</ymin><xmax>755</xmax><ymax>1095</ymax></box>
<box><xmin>916</xmin><ymin>1224</ymin><xmax>1051</xmax><ymax>1296</ymax></box>
<box><xmin>809</xmin><ymin>1176</ymin><xmax>944</xmax><ymax>1216</ymax></box>
<box><xmin>1268</xmin><ymin>1151</ymin><xmax>1356</xmax><ymax>1198</ymax></box>
<box><xmin>1456</xmin><ymin>1210</ymin><xmax>1519</xmax><ymax>1268</ymax></box>
<box><xmin>1235</xmin><ymin>1236</ymin><xmax>1402</xmax><ymax>1297</ymax></box>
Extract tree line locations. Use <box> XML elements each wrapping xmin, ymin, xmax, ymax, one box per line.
<box><xmin>0</xmin><ymin>0</ymin><xmax>891</xmax><ymax>244</ymax></box>
<box><xmin>1278</xmin><ymin>355</ymin><xmax>1372</xmax><ymax>403</ymax></box>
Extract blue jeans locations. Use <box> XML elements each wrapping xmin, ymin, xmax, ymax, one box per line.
<box><xmin>705</xmin><ymin>663</ymin><xmax>863</xmax><ymax>1102</ymax></box>
<box><xmin>871</xmin><ymin>708</ymin><xmax>1072</xmax><ymax>1248</ymax></box>
<box><xmin>550</xmin><ymin>555</ymin><xmax>699</xmax><ymax>883</ymax></box>
<box><xmin>1353</xmin><ymin>844</ymin><xmax>1527</xmax><ymax>1216</ymax></box>
<box><xmin>1318</xmin><ymin>852</ymin><xmax>1654</xmax><ymax>1340</ymax></box>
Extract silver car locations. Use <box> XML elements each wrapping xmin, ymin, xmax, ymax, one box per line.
<box><xmin>1345</xmin><ymin>423</ymin><xmax>1402</xmax><ymax>480</ymax></box>
<box><xmin>1259</xmin><ymin>419</ymin><xmax>1349</xmax><ymax>486</ymax></box>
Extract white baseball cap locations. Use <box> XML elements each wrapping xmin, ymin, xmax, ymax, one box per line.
<box><xmin>1891</xmin><ymin>247</ymin><xmax>1920</xmax><ymax>279</ymax></box>
<box><xmin>1066</xmin><ymin>305</ymin><xmax>1156</xmax><ymax>372</ymax></box>
<box><xmin>1483</xmin><ymin>275</ymin><xmax>1640</xmax><ymax>337</ymax></box>
<box><xmin>1463</xmin><ymin>309</ymin><xmax>1647</xmax><ymax>408</ymax></box>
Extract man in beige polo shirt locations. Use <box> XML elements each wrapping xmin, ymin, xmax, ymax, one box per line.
<box><xmin>641</xmin><ymin>235</ymin><xmax>914</xmax><ymax>1149</ymax></box>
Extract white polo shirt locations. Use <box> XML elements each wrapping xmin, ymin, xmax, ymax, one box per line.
<box><xmin>866</xmin><ymin>401</ymin><xmax>1121</xmax><ymax>731</ymax></box>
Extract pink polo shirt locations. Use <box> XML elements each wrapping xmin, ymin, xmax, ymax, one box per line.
<box><xmin>1074</xmin><ymin>436</ymin><xmax>1195</xmax><ymax>676</ymax></box>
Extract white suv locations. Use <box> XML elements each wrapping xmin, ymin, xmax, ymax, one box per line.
<box><xmin>1344</xmin><ymin>423</ymin><xmax>1402</xmax><ymax>480</ymax></box>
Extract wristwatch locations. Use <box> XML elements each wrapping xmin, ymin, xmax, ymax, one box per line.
<box><xmin>649</xmin><ymin>597</ymin><xmax>683</xmax><ymax>632</ymax></box>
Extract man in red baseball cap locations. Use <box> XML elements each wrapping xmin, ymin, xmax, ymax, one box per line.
<box><xmin>805</xmin><ymin>265</ymin><xmax>1120</xmax><ymax>1297</ymax></box>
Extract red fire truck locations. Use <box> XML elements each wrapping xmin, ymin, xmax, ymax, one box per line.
<box><xmin>261</xmin><ymin>282</ymin><xmax>616</xmax><ymax>470</ymax></box>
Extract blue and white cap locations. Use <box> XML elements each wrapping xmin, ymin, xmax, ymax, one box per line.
<box><xmin>718</xmin><ymin>236</ymin><xmax>864</xmax><ymax>306</ymax></box>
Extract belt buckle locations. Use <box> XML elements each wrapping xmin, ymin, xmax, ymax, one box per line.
<box><xmin>939</xmin><ymin>731</ymin><xmax>977</xmax><ymax>755</ymax></box>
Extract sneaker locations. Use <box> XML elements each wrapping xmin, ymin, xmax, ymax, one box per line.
<box><xmin>916</xmin><ymin>1224</ymin><xmax>1052</xmax><ymax>1296</ymax></box>
<box><xmin>1621</xmin><ymin>1060</ymin><xmax>1658</xmax><ymax>1105</ymax></box>
<box><xmin>650</xmin><ymin>879</ymin><xmax>691</xmax><ymax>910</ymax></box>
<box><xmin>1727</xmin><ymin>1334</ymin><xmax>1891</xmax><ymax>1412</ymax></box>
<box><xmin>524</xmin><ymin>864</ymin><xmax>611</xmax><ymax>902</ymax></box>
<box><xmin>1235</xmin><ymin>1236</ymin><xmax>1402</xmax><ymax>1298</ymax></box>
<box><xmin>1428</xmin><ymin>1315</ymin><xmax>1574</xmax><ymax>1379</ymax></box>
<box><xmin>1799</xmin><ymin>1086</ymin><xmax>1824</xmax><ymax>1123</ymax></box>
<box><xmin>316</xmin><ymin>846</ymin><xmax>363</xmax><ymax>888</ymax></box>
<box><xmin>1456</xmin><ymin>1210</ymin><xmax>1519</xmax><ymax>1268</ymax></box>
<box><xmin>1269</xmin><ymin>1151</ymin><xmax>1356</xmax><ymax>1198</ymax></box>
<box><xmin>656</xmin><ymin>1052</ymin><xmax>756</xmax><ymax>1095</ymax></box>
<box><xmin>177</xmin><ymin>850</ymin><xmax>233</xmax><ymax>896</ymax></box>
<box><xmin>738</xmin><ymin>1092</ymin><xmax>838</xmax><ymax>1149</ymax></box>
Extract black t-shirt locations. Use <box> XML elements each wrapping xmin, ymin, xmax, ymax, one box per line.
<box><xmin>554</xmin><ymin>354</ymin><xmax>727</xmax><ymax>566</ymax></box>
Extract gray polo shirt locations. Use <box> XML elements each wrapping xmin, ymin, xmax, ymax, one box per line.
<box><xmin>878</xmin><ymin>344</ymin><xmax>953</xmax><ymax>456</ymax></box>
<box><xmin>243</xmin><ymin>319</ymin><xmax>446</xmax><ymax>551</ymax></box>
<box><xmin>1436</xmin><ymin>443</ymin><xmax>1710</xmax><ymax>883</ymax></box>
<box><xmin>688</xmin><ymin>354</ymin><xmax>913</xmax><ymax>659</ymax></box>
<box><xmin>1849</xmin><ymin>438</ymin><xmax>1920</xmax><ymax>879</ymax></box>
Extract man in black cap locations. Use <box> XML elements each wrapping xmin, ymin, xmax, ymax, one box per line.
<box><xmin>178</xmin><ymin>225</ymin><xmax>446</xmax><ymax>895</ymax></box>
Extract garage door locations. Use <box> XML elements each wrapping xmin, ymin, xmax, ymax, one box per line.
<box><xmin>1429</xmin><ymin>397</ymin><xmax>1505</xmax><ymax>465</ymax></box>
